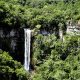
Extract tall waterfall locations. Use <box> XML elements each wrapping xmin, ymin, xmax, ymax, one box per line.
<box><xmin>24</xmin><ymin>29</ymin><xmax>31</xmax><ymax>71</ymax></box>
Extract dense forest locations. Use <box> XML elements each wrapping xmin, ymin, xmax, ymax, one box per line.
<box><xmin>0</xmin><ymin>0</ymin><xmax>80</xmax><ymax>80</ymax></box>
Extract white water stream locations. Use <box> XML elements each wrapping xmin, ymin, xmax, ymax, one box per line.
<box><xmin>24</xmin><ymin>29</ymin><xmax>31</xmax><ymax>71</ymax></box>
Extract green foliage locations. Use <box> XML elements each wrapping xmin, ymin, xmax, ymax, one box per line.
<box><xmin>0</xmin><ymin>0</ymin><xmax>80</xmax><ymax>29</ymax></box>
<box><xmin>32</xmin><ymin>35</ymin><xmax>80</xmax><ymax>80</ymax></box>
<box><xmin>33</xmin><ymin>34</ymin><xmax>57</xmax><ymax>65</ymax></box>
<box><xmin>0</xmin><ymin>50</ymin><xmax>29</xmax><ymax>80</ymax></box>
<box><xmin>0</xmin><ymin>0</ymin><xmax>80</xmax><ymax>80</ymax></box>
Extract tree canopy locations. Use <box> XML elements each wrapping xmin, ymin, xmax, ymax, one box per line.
<box><xmin>0</xmin><ymin>0</ymin><xmax>80</xmax><ymax>80</ymax></box>
<box><xmin>0</xmin><ymin>50</ymin><xmax>29</xmax><ymax>80</ymax></box>
<box><xmin>0</xmin><ymin>0</ymin><xmax>80</xmax><ymax>29</ymax></box>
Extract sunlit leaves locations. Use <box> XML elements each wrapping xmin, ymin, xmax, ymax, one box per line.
<box><xmin>0</xmin><ymin>50</ymin><xmax>29</xmax><ymax>80</ymax></box>
<box><xmin>32</xmin><ymin>35</ymin><xmax>80</xmax><ymax>80</ymax></box>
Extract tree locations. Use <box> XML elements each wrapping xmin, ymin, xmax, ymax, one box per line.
<box><xmin>0</xmin><ymin>50</ymin><xmax>29</xmax><ymax>80</ymax></box>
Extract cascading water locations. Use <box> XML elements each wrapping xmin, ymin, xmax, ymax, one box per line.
<box><xmin>24</xmin><ymin>29</ymin><xmax>31</xmax><ymax>71</ymax></box>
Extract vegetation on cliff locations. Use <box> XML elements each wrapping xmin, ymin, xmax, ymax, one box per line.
<box><xmin>0</xmin><ymin>0</ymin><xmax>80</xmax><ymax>80</ymax></box>
<box><xmin>0</xmin><ymin>50</ymin><xmax>29</xmax><ymax>80</ymax></box>
<box><xmin>0</xmin><ymin>0</ymin><xmax>80</xmax><ymax>29</ymax></box>
<box><xmin>32</xmin><ymin>35</ymin><xmax>80</xmax><ymax>80</ymax></box>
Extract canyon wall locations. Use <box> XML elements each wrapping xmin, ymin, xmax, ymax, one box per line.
<box><xmin>0</xmin><ymin>27</ymin><xmax>24</xmax><ymax>63</ymax></box>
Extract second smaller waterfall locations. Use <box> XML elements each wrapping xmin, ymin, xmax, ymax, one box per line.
<box><xmin>24</xmin><ymin>29</ymin><xmax>31</xmax><ymax>71</ymax></box>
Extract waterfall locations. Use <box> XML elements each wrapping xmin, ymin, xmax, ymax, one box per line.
<box><xmin>24</xmin><ymin>29</ymin><xmax>31</xmax><ymax>71</ymax></box>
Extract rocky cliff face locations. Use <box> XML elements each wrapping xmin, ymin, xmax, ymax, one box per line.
<box><xmin>0</xmin><ymin>27</ymin><xmax>24</xmax><ymax>63</ymax></box>
<box><xmin>0</xmin><ymin>25</ymin><xmax>65</xmax><ymax>63</ymax></box>
<box><xmin>66</xmin><ymin>20</ymin><xmax>80</xmax><ymax>35</ymax></box>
